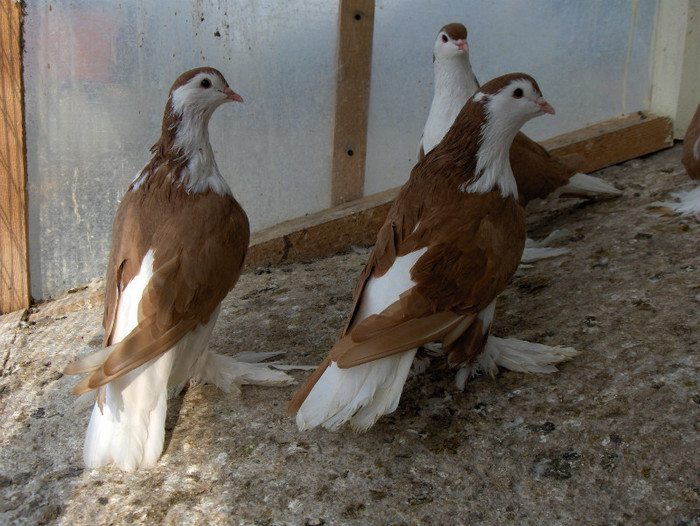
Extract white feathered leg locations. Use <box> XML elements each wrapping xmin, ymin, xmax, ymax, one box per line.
<box><xmin>455</xmin><ymin>335</ymin><xmax>579</xmax><ymax>391</ymax></box>
<box><xmin>521</xmin><ymin>234</ymin><xmax>569</xmax><ymax>264</ymax></box>
<box><xmin>189</xmin><ymin>350</ymin><xmax>295</xmax><ymax>394</ymax></box>
<box><xmin>656</xmin><ymin>184</ymin><xmax>700</xmax><ymax>218</ymax></box>
<box><xmin>168</xmin><ymin>307</ymin><xmax>294</xmax><ymax>396</ymax></box>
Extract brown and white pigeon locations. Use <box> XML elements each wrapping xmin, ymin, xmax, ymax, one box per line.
<box><xmin>288</xmin><ymin>73</ymin><xmax>576</xmax><ymax>432</ymax></box>
<box><xmin>64</xmin><ymin>67</ymin><xmax>293</xmax><ymax>471</ymax></box>
<box><xmin>658</xmin><ymin>102</ymin><xmax>700</xmax><ymax>218</ymax></box>
<box><xmin>419</xmin><ymin>23</ymin><xmax>622</xmax><ymax>206</ymax></box>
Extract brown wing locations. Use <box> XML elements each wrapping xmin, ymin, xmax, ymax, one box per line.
<box><xmin>682</xmin><ymin>103</ymin><xmax>700</xmax><ymax>180</ymax></box>
<box><xmin>66</xmin><ymin>174</ymin><xmax>249</xmax><ymax>393</ymax></box>
<box><xmin>510</xmin><ymin>131</ymin><xmax>580</xmax><ymax>205</ymax></box>
<box><xmin>288</xmin><ymin>188</ymin><xmax>525</xmax><ymax>413</ymax></box>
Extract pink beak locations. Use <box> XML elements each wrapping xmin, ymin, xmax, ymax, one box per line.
<box><xmin>537</xmin><ymin>98</ymin><xmax>555</xmax><ymax>115</ymax></box>
<box><xmin>222</xmin><ymin>87</ymin><xmax>244</xmax><ymax>103</ymax></box>
<box><xmin>455</xmin><ymin>39</ymin><xmax>468</xmax><ymax>52</ymax></box>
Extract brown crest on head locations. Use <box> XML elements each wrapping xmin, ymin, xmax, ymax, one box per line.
<box><xmin>440</xmin><ymin>22</ymin><xmax>467</xmax><ymax>41</ymax></box>
<box><xmin>477</xmin><ymin>72</ymin><xmax>541</xmax><ymax>98</ymax></box>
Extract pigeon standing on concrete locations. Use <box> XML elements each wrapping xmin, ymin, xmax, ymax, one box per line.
<box><xmin>289</xmin><ymin>74</ymin><xmax>576</xmax><ymax>432</ymax></box>
<box><xmin>64</xmin><ymin>67</ymin><xmax>293</xmax><ymax>471</ymax></box>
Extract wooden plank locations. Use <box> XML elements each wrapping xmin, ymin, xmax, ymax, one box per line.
<box><xmin>246</xmin><ymin>187</ymin><xmax>397</xmax><ymax>269</ymax></box>
<box><xmin>330</xmin><ymin>0</ymin><xmax>375</xmax><ymax>206</ymax></box>
<box><xmin>0</xmin><ymin>0</ymin><xmax>31</xmax><ymax>314</ymax></box>
<box><xmin>247</xmin><ymin>112</ymin><xmax>674</xmax><ymax>269</ymax></box>
<box><xmin>542</xmin><ymin>112</ymin><xmax>674</xmax><ymax>173</ymax></box>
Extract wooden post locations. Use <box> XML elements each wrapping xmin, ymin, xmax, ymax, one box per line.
<box><xmin>0</xmin><ymin>0</ymin><xmax>31</xmax><ymax>314</ymax></box>
<box><xmin>650</xmin><ymin>0</ymin><xmax>700</xmax><ymax>137</ymax></box>
<box><xmin>330</xmin><ymin>0</ymin><xmax>375</xmax><ymax>206</ymax></box>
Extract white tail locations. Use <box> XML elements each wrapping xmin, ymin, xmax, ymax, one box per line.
<box><xmin>296</xmin><ymin>350</ymin><xmax>417</xmax><ymax>432</ymax></box>
<box><xmin>555</xmin><ymin>173</ymin><xmax>622</xmax><ymax>198</ymax></box>
<box><xmin>83</xmin><ymin>352</ymin><xmax>175</xmax><ymax>471</ymax></box>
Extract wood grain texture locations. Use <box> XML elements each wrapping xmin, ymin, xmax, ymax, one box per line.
<box><xmin>541</xmin><ymin>112</ymin><xmax>673</xmax><ymax>173</ymax></box>
<box><xmin>247</xmin><ymin>113</ymin><xmax>673</xmax><ymax>269</ymax></box>
<box><xmin>330</xmin><ymin>0</ymin><xmax>375</xmax><ymax>206</ymax></box>
<box><xmin>0</xmin><ymin>0</ymin><xmax>30</xmax><ymax>314</ymax></box>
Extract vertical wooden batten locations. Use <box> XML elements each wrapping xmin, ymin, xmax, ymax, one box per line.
<box><xmin>650</xmin><ymin>0</ymin><xmax>700</xmax><ymax>137</ymax></box>
<box><xmin>0</xmin><ymin>0</ymin><xmax>31</xmax><ymax>314</ymax></box>
<box><xmin>330</xmin><ymin>0</ymin><xmax>375</xmax><ymax>206</ymax></box>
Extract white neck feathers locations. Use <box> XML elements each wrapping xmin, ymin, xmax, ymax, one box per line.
<box><xmin>171</xmin><ymin>112</ymin><xmax>231</xmax><ymax>196</ymax></box>
<box><xmin>423</xmin><ymin>55</ymin><xmax>480</xmax><ymax>154</ymax></box>
<box><xmin>460</xmin><ymin>94</ymin><xmax>521</xmax><ymax>199</ymax></box>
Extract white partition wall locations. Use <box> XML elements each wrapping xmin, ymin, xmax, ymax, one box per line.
<box><xmin>21</xmin><ymin>0</ymin><xmax>661</xmax><ymax>299</ymax></box>
<box><xmin>23</xmin><ymin>1</ymin><xmax>338</xmax><ymax>298</ymax></box>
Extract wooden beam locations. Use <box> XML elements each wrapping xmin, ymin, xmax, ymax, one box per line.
<box><xmin>246</xmin><ymin>112</ymin><xmax>673</xmax><ymax>269</ymax></box>
<box><xmin>541</xmin><ymin>112</ymin><xmax>673</xmax><ymax>173</ymax></box>
<box><xmin>330</xmin><ymin>0</ymin><xmax>375</xmax><ymax>206</ymax></box>
<box><xmin>0</xmin><ymin>0</ymin><xmax>31</xmax><ymax>314</ymax></box>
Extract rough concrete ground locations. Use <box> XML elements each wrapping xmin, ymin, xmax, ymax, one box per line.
<box><xmin>1</xmin><ymin>144</ymin><xmax>698</xmax><ymax>525</ymax></box>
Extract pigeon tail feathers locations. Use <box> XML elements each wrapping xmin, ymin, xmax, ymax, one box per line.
<box><xmin>83</xmin><ymin>351</ymin><xmax>174</xmax><ymax>471</ymax></box>
<box><xmin>296</xmin><ymin>350</ymin><xmax>416</xmax><ymax>432</ymax></box>
<box><xmin>554</xmin><ymin>172</ymin><xmax>622</xmax><ymax>198</ymax></box>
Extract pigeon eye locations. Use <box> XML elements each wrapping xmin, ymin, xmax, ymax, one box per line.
<box><xmin>441</xmin><ymin>34</ymin><xmax>448</xmax><ymax>43</ymax></box>
<box><xmin>201</xmin><ymin>78</ymin><xmax>211</xmax><ymax>89</ymax></box>
<box><xmin>513</xmin><ymin>88</ymin><xmax>523</xmax><ymax>98</ymax></box>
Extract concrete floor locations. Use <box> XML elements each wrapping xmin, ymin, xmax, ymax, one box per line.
<box><xmin>0</xmin><ymin>144</ymin><xmax>698</xmax><ymax>525</ymax></box>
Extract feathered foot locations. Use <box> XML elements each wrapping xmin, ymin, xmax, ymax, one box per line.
<box><xmin>188</xmin><ymin>350</ymin><xmax>295</xmax><ymax>394</ymax></box>
<box><xmin>455</xmin><ymin>335</ymin><xmax>578</xmax><ymax>390</ymax></box>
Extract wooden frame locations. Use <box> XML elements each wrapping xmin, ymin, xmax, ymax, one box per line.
<box><xmin>0</xmin><ymin>0</ymin><xmax>30</xmax><ymax>314</ymax></box>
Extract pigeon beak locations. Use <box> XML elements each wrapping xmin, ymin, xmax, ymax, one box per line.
<box><xmin>456</xmin><ymin>39</ymin><xmax>468</xmax><ymax>52</ymax></box>
<box><xmin>537</xmin><ymin>98</ymin><xmax>555</xmax><ymax>115</ymax></box>
<box><xmin>222</xmin><ymin>87</ymin><xmax>244</xmax><ymax>103</ymax></box>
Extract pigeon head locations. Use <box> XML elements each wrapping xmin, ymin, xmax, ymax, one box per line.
<box><xmin>168</xmin><ymin>67</ymin><xmax>243</xmax><ymax>122</ymax></box>
<box><xmin>140</xmin><ymin>67</ymin><xmax>243</xmax><ymax>195</ymax></box>
<box><xmin>433</xmin><ymin>23</ymin><xmax>468</xmax><ymax>62</ymax></box>
<box><xmin>473</xmin><ymin>73</ymin><xmax>555</xmax><ymax>136</ymax></box>
<box><xmin>150</xmin><ymin>68</ymin><xmax>242</xmax><ymax>164</ymax></box>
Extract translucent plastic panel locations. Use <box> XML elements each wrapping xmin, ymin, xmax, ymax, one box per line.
<box><xmin>364</xmin><ymin>0</ymin><xmax>656</xmax><ymax>195</ymax></box>
<box><xmin>24</xmin><ymin>0</ymin><xmax>338</xmax><ymax>298</ymax></box>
